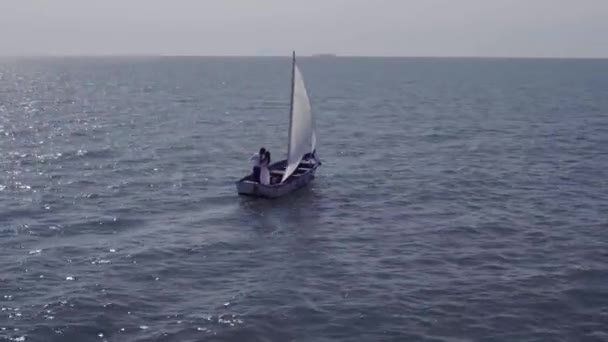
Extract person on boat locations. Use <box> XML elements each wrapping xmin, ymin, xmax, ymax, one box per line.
<box><xmin>260</xmin><ymin>150</ymin><xmax>271</xmax><ymax>185</ymax></box>
<box><xmin>303</xmin><ymin>149</ymin><xmax>315</xmax><ymax>160</ymax></box>
<box><xmin>250</xmin><ymin>147</ymin><xmax>265</xmax><ymax>182</ymax></box>
<box><xmin>302</xmin><ymin>149</ymin><xmax>320</xmax><ymax>165</ymax></box>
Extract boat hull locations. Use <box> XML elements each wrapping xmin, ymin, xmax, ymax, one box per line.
<box><xmin>236</xmin><ymin>159</ymin><xmax>318</xmax><ymax>198</ymax></box>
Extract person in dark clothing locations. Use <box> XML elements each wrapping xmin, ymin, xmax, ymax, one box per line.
<box><xmin>302</xmin><ymin>149</ymin><xmax>320</xmax><ymax>165</ymax></box>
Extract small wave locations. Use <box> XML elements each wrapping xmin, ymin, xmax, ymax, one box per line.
<box><xmin>57</xmin><ymin>147</ymin><xmax>117</xmax><ymax>161</ymax></box>
<box><xmin>34</xmin><ymin>152</ymin><xmax>63</xmax><ymax>162</ymax></box>
<box><xmin>58</xmin><ymin>217</ymin><xmax>146</xmax><ymax>237</ymax></box>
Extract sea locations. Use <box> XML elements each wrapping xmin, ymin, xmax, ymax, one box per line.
<box><xmin>1</xmin><ymin>56</ymin><xmax>607</xmax><ymax>342</ymax></box>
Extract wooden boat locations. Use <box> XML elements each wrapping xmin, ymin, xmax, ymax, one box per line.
<box><xmin>236</xmin><ymin>52</ymin><xmax>320</xmax><ymax>198</ymax></box>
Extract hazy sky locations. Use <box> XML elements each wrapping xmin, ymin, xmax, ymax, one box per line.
<box><xmin>1</xmin><ymin>0</ymin><xmax>607</xmax><ymax>57</ymax></box>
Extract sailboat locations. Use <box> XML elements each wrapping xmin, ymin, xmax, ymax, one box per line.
<box><xmin>235</xmin><ymin>51</ymin><xmax>320</xmax><ymax>198</ymax></box>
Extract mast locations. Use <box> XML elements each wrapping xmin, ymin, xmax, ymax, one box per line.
<box><xmin>286</xmin><ymin>51</ymin><xmax>296</xmax><ymax>168</ymax></box>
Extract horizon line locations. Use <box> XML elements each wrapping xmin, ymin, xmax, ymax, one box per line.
<box><xmin>1</xmin><ymin>53</ymin><xmax>607</xmax><ymax>60</ymax></box>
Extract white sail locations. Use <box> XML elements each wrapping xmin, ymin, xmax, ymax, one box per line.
<box><xmin>281</xmin><ymin>55</ymin><xmax>315</xmax><ymax>183</ymax></box>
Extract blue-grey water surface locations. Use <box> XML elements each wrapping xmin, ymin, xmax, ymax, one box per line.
<box><xmin>1</xmin><ymin>57</ymin><xmax>608</xmax><ymax>341</ymax></box>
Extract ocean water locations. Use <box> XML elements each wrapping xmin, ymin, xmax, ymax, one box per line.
<box><xmin>1</xmin><ymin>56</ymin><xmax>608</xmax><ymax>342</ymax></box>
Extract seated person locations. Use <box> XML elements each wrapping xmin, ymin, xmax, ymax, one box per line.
<box><xmin>301</xmin><ymin>150</ymin><xmax>320</xmax><ymax>166</ymax></box>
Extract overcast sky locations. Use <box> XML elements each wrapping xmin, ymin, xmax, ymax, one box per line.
<box><xmin>0</xmin><ymin>0</ymin><xmax>607</xmax><ymax>57</ymax></box>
